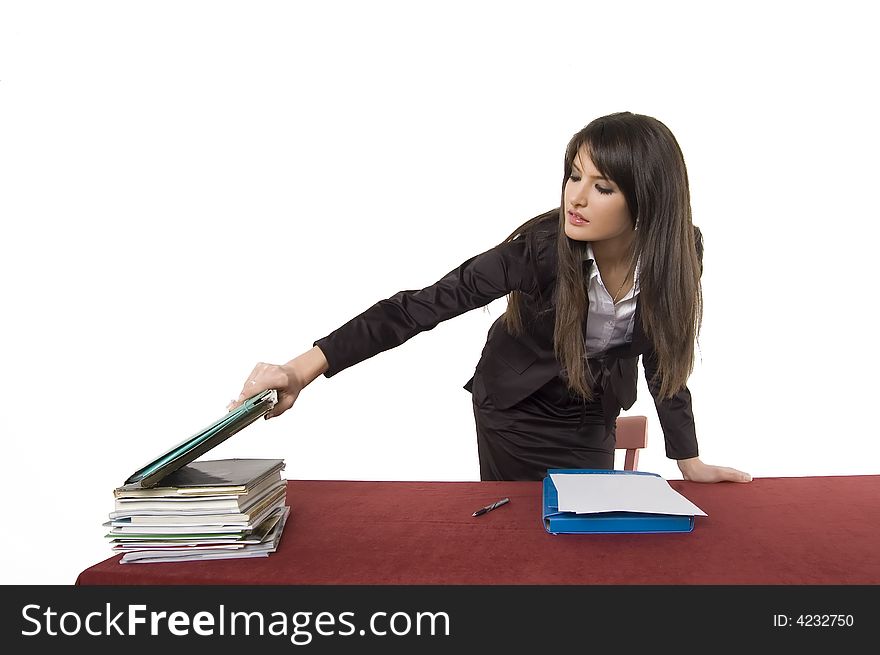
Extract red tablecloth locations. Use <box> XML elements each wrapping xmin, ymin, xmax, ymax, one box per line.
<box><xmin>77</xmin><ymin>475</ymin><xmax>880</xmax><ymax>585</ymax></box>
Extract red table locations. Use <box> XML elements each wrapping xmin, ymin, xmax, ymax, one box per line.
<box><xmin>77</xmin><ymin>475</ymin><xmax>880</xmax><ymax>585</ymax></box>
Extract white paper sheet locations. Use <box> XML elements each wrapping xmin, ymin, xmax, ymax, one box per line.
<box><xmin>550</xmin><ymin>472</ymin><xmax>707</xmax><ymax>516</ymax></box>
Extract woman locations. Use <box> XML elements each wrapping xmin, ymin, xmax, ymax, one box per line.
<box><xmin>228</xmin><ymin>111</ymin><xmax>751</xmax><ymax>484</ymax></box>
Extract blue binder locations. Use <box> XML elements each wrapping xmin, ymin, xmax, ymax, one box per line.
<box><xmin>542</xmin><ymin>469</ymin><xmax>696</xmax><ymax>534</ymax></box>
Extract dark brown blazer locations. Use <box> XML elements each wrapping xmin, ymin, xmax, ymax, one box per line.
<box><xmin>314</xmin><ymin>213</ymin><xmax>699</xmax><ymax>461</ymax></box>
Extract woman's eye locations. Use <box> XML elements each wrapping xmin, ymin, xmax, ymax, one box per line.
<box><xmin>569</xmin><ymin>175</ymin><xmax>613</xmax><ymax>195</ymax></box>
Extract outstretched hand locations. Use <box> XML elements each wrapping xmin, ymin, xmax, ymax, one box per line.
<box><xmin>677</xmin><ymin>457</ymin><xmax>752</xmax><ymax>483</ymax></box>
<box><xmin>226</xmin><ymin>361</ymin><xmax>304</xmax><ymax>420</ymax></box>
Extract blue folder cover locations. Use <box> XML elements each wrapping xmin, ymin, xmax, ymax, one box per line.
<box><xmin>542</xmin><ymin>469</ymin><xmax>695</xmax><ymax>534</ymax></box>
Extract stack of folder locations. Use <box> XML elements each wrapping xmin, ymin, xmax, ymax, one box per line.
<box><xmin>105</xmin><ymin>389</ymin><xmax>291</xmax><ymax>563</ymax></box>
<box><xmin>106</xmin><ymin>459</ymin><xmax>290</xmax><ymax>563</ymax></box>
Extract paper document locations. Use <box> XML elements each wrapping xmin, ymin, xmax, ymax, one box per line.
<box><xmin>550</xmin><ymin>472</ymin><xmax>707</xmax><ymax>516</ymax></box>
<box><xmin>119</xmin><ymin>506</ymin><xmax>290</xmax><ymax>563</ymax></box>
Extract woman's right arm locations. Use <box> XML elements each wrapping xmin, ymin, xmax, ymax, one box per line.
<box><xmin>311</xmin><ymin>235</ymin><xmax>542</xmax><ymax>379</ymax></box>
<box><xmin>228</xmin><ymin>229</ymin><xmax>549</xmax><ymax>419</ymax></box>
<box><xmin>226</xmin><ymin>345</ymin><xmax>329</xmax><ymax>419</ymax></box>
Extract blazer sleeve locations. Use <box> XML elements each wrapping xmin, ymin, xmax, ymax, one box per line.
<box><xmin>640</xmin><ymin>222</ymin><xmax>704</xmax><ymax>460</ymax></box>
<box><xmin>641</xmin><ymin>347</ymin><xmax>700</xmax><ymax>460</ymax></box>
<box><xmin>313</xmin><ymin>237</ymin><xmax>539</xmax><ymax>378</ymax></box>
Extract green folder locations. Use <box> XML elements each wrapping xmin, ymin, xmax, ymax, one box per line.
<box><xmin>121</xmin><ymin>389</ymin><xmax>278</xmax><ymax>490</ymax></box>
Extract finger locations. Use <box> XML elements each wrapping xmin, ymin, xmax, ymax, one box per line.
<box><xmin>719</xmin><ymin>466</ymin><xmax>752</xmax><ymax>483</ymax></box>
<box><xmin>264</xmin><ymin>393</ymin><xmax>295</xmax><ymax>420</ymax></box>
<box><xmin>265</xmin><ymin>393</ymin><xmax>295</xmax><ymax>419</ymax></box>
<box><xmin>238</xmin><ymin>368</ymin><xmax>263</xmax><ymax>400</ymax></box>
<box><xmin>236</xmin><ymin>362</ymin><xmax>271</xmax><ymax>402</ymax></box>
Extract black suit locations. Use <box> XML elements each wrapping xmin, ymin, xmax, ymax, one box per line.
<box><xmin>314</xmin><ymin>213</ymin><xmax>699</xmax><ymax>476</ymax></box>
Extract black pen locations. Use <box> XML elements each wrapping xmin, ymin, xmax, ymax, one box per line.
<box><xmin>472</xmin><ymin>497</ymin><xmax>510</xmax><ymax>517</ymax></box>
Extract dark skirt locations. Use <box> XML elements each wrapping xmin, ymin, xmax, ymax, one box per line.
<box><xmin>471</xmin><ymin>363</ymin><xmax>616</xmax><ymax>481</ymax></box>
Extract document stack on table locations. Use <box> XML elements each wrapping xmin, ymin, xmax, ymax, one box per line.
<box><xmin>106</xmin><ymin>458</ymin><xmax>290</xmax><ymax>563</ymax></box>
<box><xmin>105</xmin><ymin>389</ymin><xmax>291</xmax><ymax>563</ymax></box>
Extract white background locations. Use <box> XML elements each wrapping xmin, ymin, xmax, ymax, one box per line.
<box><xmin>1</xmin><ymin>1</ymin><xmax>877</xmax><ymax>585</ymax></box>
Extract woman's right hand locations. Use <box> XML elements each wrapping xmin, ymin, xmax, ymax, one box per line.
<box><xmin>227</xmin><ymin>361</ymin><xmax>304</xmax><ymax>420</ymax></box>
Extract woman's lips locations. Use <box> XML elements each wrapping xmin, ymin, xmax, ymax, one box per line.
<box><xmin>568</xmin><ymin>211</ymin><xmax>588</xmax><ymax>225</ymax></box>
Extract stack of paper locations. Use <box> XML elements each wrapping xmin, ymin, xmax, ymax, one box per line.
<box><xmin>550</xmin><ymin>471</ymin><xmax>707</xmax><ymax>516</ymax></box>
<box><xmin>106</xmin><ymin>458</ymin><xmax>291</xmax><ymax>564</ymax></box>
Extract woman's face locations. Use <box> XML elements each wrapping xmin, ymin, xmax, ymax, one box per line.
<box><xmin>563</xmin><ymin>147</ymin><xmax>634</xmax><ymax>243</ymax></box>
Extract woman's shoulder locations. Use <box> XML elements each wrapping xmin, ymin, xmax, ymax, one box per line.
<box><xmin>504</xmin><ymin>209</ymin><xmax>559</xmax><ymax>295</ymax></box>
<box><xmin>511</xmin><ymin>209</ymin><xmax>558</xmax><ymax>253</ymax></box>
<box><xmin>523</xmin><ymin>208</ymin><xmax>559</xmax><ymax>239</ymax></box>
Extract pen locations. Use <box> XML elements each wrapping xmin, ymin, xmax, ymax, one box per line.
<box><xmin>472</xmin><ymin>497</ymin><xmax>510</xmax><ymax>517</ymax></box>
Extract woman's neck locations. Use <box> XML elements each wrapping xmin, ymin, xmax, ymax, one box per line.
<box><xmin>590</xmin><ymin>233</ymin><xmax>636</xmax><ymax>273</ymax></box>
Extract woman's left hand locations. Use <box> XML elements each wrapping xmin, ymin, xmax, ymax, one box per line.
<box><xmin>677</xmin><ymin>457</ymin><xmax>752</xmax><ymax>483</ymax></box>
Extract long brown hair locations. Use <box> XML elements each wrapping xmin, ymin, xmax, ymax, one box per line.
<box><xmin>499</xmin><ymin>112</ymin><xmax>703</xmax><ymax>401</ymax></box>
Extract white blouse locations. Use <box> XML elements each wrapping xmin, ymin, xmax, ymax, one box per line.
<box><xmin>583</xmin><ymin>242</ymin><xmax>641</xmax><ymax>358</ymax></box>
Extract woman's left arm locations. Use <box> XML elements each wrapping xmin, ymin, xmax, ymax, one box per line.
<box><xmin>642</xmin><ymin>348</ymin><xmax>751</xmax><ymax>484</ymax></box>
<box><xmin>648</xmin><ymin>226</ymin><xmax>750</xmax><ymax>483</ymax></box>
